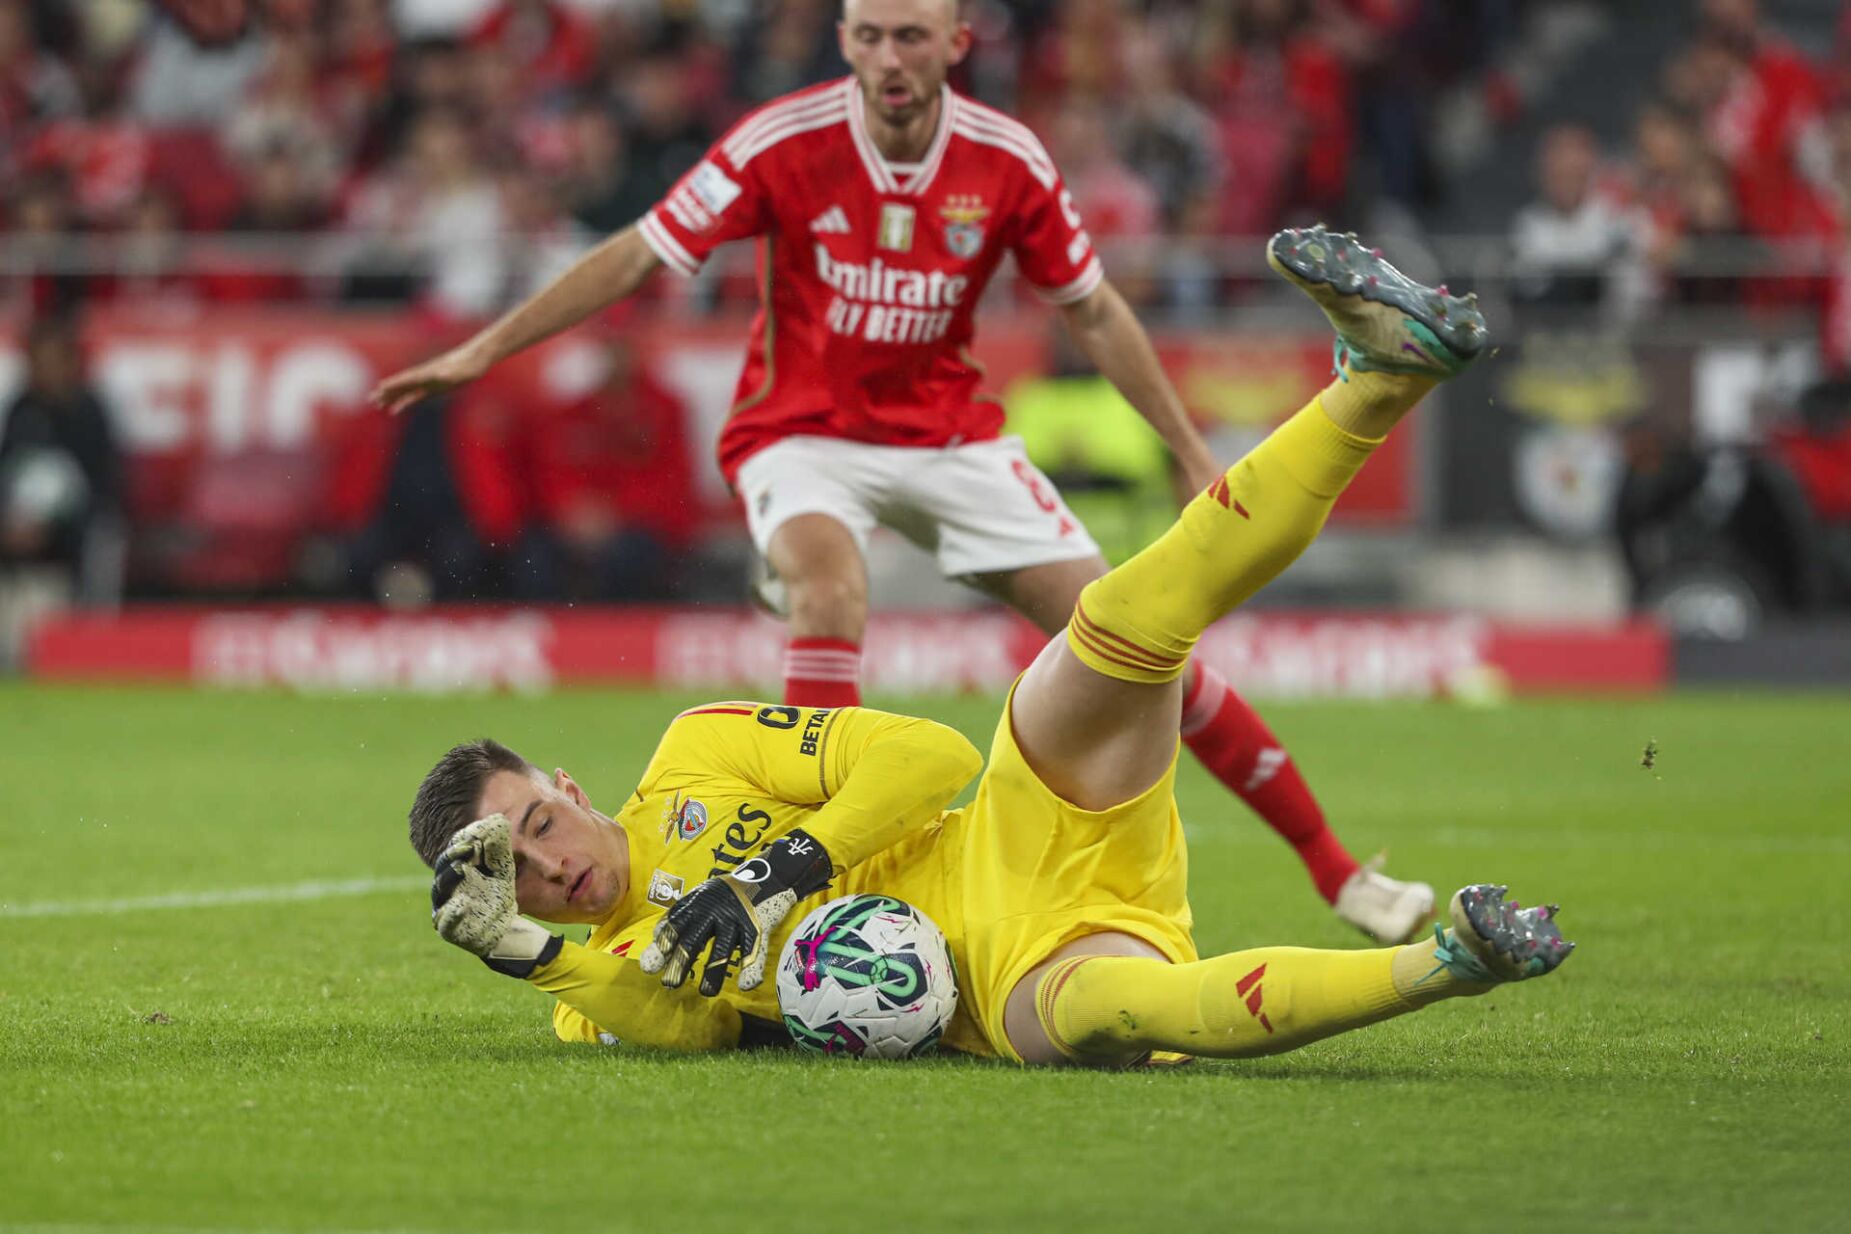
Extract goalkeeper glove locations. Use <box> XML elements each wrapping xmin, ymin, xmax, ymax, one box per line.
<box><xmin>430</xmin><ymin>814</ymin><xmax>563</xmax><ymax>979</ymax></box>
<box><xmin>639</xmin><ymin>828</ymin><xmax>832</xmax><ymax>996</ymax></box>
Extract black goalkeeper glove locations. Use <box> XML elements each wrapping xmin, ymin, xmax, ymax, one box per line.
<box><xmin>430</xmin><ymin>814</ymin><xmax>564</xmax><ymax>979</ymax></box>
<box><xmin>639</xmin><ymin>828</ymin><xmax>833</xmax><ymax>997</ymax></box>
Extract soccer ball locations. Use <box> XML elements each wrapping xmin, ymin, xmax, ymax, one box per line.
<box><xmin>775</xmin><ymin>894</ymin><xmax>957</xmax><ymax>1059</ymax></box>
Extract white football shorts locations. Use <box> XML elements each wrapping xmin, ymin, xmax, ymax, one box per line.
<box><xmin>733</xmin><ymin>435</ymin><xmax>1103</xmax><ymax>579</ymax></box>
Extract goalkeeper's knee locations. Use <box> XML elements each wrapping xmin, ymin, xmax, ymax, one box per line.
<box><xmin>1065</xmin><ymin>401</ymin><xmax>1378</xmax><ymax>685</ymax></box>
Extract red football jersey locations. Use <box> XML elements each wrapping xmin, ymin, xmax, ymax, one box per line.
<box><xmin>638</xmin><ymin>76</ymin><xmax>1103</xmax><ymax>482</ymax></box>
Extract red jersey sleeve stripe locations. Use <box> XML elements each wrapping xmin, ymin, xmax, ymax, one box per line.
<box><xmin>953</xmin><ymin>94</ymin><xmax>1049</xmax><ymax>149</ymax></box>
<box><xmin>676</xmin><ymin>704</ymin><xmax>760</xmax><ymax>718</ymax></box>
<box><xmin>950</xmin><ymin>110</ymin><xmax>1059</xmax><ymax>190</ymax></box>
<box><xmin>1035</xmin><ymin>256</ymin><xmax>1104</xmax><ymax>305</ymax></box>
<box><xmin>639</xmin><ymin>211</ymin><xmax>700</xmax><ymax>276</ymax></box>
<box><xmin>721</xmin><ymin>81</ymin><xmax>850</xmax><ymax>164</ymax></box>
<box><xmin>727</xmin><ymin>94</ymin><xmax>850</xmax><ymax>167</ymax></box>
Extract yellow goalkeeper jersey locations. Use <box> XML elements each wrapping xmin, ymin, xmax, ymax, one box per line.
<box><xmin>530</xmin><ymin>703</ymin><xmax>993</xmax><ymax>1056</ymax></box>
<box><xmin>526</xmin><ymin>693</ymin><xmax>1200</xmax><ymax>1062</ymax></box>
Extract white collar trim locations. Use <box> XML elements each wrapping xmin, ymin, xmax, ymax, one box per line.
<box><xmin>846</xmin><ymin>79</ymin><xmax>956</xmax><ymax>197</ymax></box>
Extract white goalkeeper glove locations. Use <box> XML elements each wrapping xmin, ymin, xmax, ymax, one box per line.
<box><xmin>430</xmin><ymin>814</ymin><xmax>563</xmax><ymax>979</ymax></box>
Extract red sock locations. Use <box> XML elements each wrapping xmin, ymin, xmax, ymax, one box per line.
<box><xmin>1179</xmin><ymin>663</ymin><xmax>1359</xmax><ymax>903</ymax></box>
<box><xmin>783</xmin><ymin>637</ymin><xmax>862</xmax><ymax>707</ymax></box>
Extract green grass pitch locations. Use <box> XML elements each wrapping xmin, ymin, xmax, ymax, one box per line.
<box><xmin>3</xmin><ymin>683</ymin><xmax>1847</xmax><ymax>1233</ymax></box>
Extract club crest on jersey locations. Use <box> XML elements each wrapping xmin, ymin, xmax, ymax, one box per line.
<box><xmin>878</xmin><ymin>202</ymin><xmax>915</xmax><ymax>253</ymax></box>
<box><xmin>646</xmin><ymin>869</ymin><xmax>685</xmax><ymax>908</ymax></box>
<box><xmin>675</xmin><ymin>798</ymin><xmax>709</xmax><ymax>842</ymax></box>
<box><xmin>939</xmin><ymin>195</ymin><xmax>989</xmax><ymax>259</ymax></box>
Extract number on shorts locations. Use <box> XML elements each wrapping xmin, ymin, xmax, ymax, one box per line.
<box><xmin>1010</xmin><ymin>459</ymin><xmax>1060</xmax><ymax>514</ymax></box>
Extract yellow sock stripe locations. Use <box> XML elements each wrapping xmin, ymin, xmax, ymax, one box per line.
<box><xmin>1033</xmin><ymin>956</ymin><xmax>1098</xmax><ymax>1061</ymax></box>
<box><xmin>1073</xmin><ymin>601</ymin><xmax>1188</xmax><ymax>672</ymax></box>
<box><xmin>1067</xmin><ymin>620</ymin><xmax>1170</xmax><ymax>679</ymax></box>
<box><xmin>1067</xmin><ymin>622</ymin><xmax>1174</xmax><ymax>685</ymax></box>
<box><xmin>1067</xmin><ymin>602</ymin><xmax>1189</xmax><ymax>683</ymax></box>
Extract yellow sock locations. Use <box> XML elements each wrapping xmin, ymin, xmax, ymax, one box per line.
<box><xmin>1036</xmin><ymin>936</ymin><xmax>1486</xmax><ymax>1063</ymax></box>
<box><xmin>1319</xmin><ymin>367</ymin><xmax>1440</xmax><ymax>438</ymax></box>
<box><xmin>1066</xmin><ymin>395</ymin><xmax>1380</xmax><ymax>683</ymax></box>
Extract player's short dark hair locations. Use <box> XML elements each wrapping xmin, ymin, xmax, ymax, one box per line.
<box><xmin>407</xmin><ymin>738</ymin><xmax>537</xmax><ymax>868</ymax></box>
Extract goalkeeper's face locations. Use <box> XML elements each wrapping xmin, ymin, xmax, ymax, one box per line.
<box><xmin>476</xmin><ymin>767</ymin><xmax>628</xmax><ymax>925</ymax></box>
<box><xmin>840</xmin><ymin>0</ymin><xmax>969</xmax><ymax>129</ymax></box>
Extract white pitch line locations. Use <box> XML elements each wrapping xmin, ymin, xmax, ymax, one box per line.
<box><xmin>0</xmin><ymin>1226</ymin><xmax>473</xmax><ymax>1234</ymax></box>
<box><xmin>0</xmin><ymin>1227</ymin><xmax>458</xmax><ymax>1234</ymax></box>
<box><xmin>8</xmin><ymin>826</ymin><xmax>1842</xmax><ymax>921</ymax></box>
<box><xmin>0</xmin><ymin>876</ymin><xmax>427</xmax><ymax>920</ymax></box>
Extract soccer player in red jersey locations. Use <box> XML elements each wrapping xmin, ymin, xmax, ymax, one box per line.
<box><xmin>373</xmin><ymin>0</ymin><xmax>1433</xmax><ymax>943</ymax></box>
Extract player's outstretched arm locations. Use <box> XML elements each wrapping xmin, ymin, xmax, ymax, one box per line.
<box><xmin>534</xmin><ymin>943</ymin><xmax>745</xmax><ymax>1051</ymax></box>
<box><xmin>787</xmin><ymin>709</ymin><xmax>984</xmax><ymax>872</ymax></box>
<box><xmin>1058</xmin><ymin>279</ymin><xmax>1222</xmax><ymax>497</ymax></box>
<box><xmin>640</xmin><ymin>706</ymin><xmax>983</xmax><ymax>997</ymax></box>
<box><xmin>369</xmin><ymin>225</ymin><xmax>664</xmax><ymax>415</ymax></box>
<box><xmin>429</xmin><ymin>814</ymin><xmax>741</xmax><ymax>1050</ymax></box>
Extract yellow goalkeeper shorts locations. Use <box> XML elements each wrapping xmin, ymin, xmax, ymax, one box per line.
<box><xmin>943</xmin><ymin>680</ymin><xmax>1200</xmax><ymax>1062</ymax></box>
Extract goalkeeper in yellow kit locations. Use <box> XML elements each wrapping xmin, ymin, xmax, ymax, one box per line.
<box><xmin>409</xmin><ymin>227</ymin><xmax>1574</xmax><ymax>1066</ymax></box>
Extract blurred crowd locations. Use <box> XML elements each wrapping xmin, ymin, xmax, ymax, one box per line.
<box><xmin>7</xmin><ymin>0</ymin><xmax>1851</xmax><ymax>616</ymax></box>
<box><xmin>328</xmin><ymin>327</ymin><xmax>701</xmax><ymax>606</ymax></box>
<box><xmin>0</xmin><ymin>309</ymin><xmax>704</xmax><ymax>608</ymax></box>
<box><xmin>0</xmin><ymin>0</ymin><xmax>1526</xmax><ymax>320</ymax></box>
<box><xmin>1509</xmin><ymin>0</ymin><xmax>1851</xmax><ymax>368</ymax></box>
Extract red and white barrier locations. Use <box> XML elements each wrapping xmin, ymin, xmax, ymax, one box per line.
<box><xmin>23</xmin><ymin>605</ymin><xmax>1668</xmax><ymax>698</ymax></box>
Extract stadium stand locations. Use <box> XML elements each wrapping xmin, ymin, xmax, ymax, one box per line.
<box><xmin>0</xmin><ymin>0</ymin><xmax>1846</xmax><ymax>640</ymax></box>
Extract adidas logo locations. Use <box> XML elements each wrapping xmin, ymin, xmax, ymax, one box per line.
<box><xmin>1236</xmin><ymin>963</ymin><xmax>1274</xmax><ymax>1033</ymax></box>
<box><xmin>1204</xmin><ymin>475</ymin><xmax>1250</xmax><ymax>520</ymax></box>
<box><xmin>1242</xmin><ymin>747</ymin><xmax>1288</xmax><ymax>793</ymax></box>
<box><xmin>810</xmin><ymin>206</ymin><xmax>851</xmax><ymax>235</ymax></box>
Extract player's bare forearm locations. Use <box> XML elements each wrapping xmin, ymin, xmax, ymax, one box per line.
<box><xmin>371</xmin><ymin>225</ymin><xmax>662</xmax><ymax>414</ymax></box>
<box><xmin>1059</xmin><ymin>281</ymin><xmax>1220</xmax><ymax>496</ymax></box>
<box><xmin>468</xmin><ymin>225</ymin><xmax>660</xmax><ymax>369</ymax></box>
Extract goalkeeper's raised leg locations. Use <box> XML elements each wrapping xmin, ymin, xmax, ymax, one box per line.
<box><xmin>1010</xmin><ymin>224</ymin><xmax>1486</xmax><ymax>814</ymax></box>
<box><xmin>1000</xmin><ymin>227</ymin><xmax>1572</xmax><ymax>1067</ymax></box>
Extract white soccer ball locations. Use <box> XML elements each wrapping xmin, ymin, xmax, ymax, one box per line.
<box><xmin>775</xmin><ymin>893</ymin><xmax>958</xmax><ymax>1060</ymax></box>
